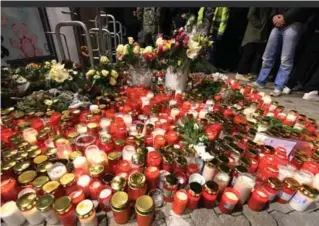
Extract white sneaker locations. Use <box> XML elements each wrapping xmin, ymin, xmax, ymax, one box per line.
<box><xmin>235</xmin><ymin>73</ymin><xmax>250</xmax><ymax>82</ymax></box>
<box><xmin>251</xmin><ymin>81</ymin><xmax>265</xmax><ymax>89</ymax></box>
<box><xmin>302</xmin><ymin>91</ymin><xmax>319</xmax><ymax>101</ymax></box>
<box><xmin>270</xmin><ymin>89</ymin><xmax>282</xmax><ymax>97</ymax></box>
<box><xmin>282</xmin><ymin>87</ymin><xmax>291</xmax><ymax>95</ymax></box>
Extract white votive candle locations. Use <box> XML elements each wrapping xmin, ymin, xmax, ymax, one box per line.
<box><xmin>122</xmin><ymin>145</ymin><xmax>136</xmax><ymax>165</ymax></box>
<box><xmin>77</xmin><ymin>175</ymin><xmax>92</xmax><ymax>196</ymax></box>
<box><xmin>47</xmin><ymin>162</ymin><xmax>67</xmax><ymax>181</ymax></box>
<box><xmin>100</xmin><ymin>118</ymin><xmax>111</xmax><ymax>131</ymax></box>
<box><xmin>123</xmin><ymin>114</ymin><xmax>133</xmax><ymax>128</ymax></box>
<box><xmin>233</xmin><ymin>174</ymin><xmax>255</xmax><ymax>204</ymax></box>
<box><xmin>1</xmin><ymin>201</ymin><xmax>26</xmax><ymax>226</ymax></box>
<box><xmin>293</xmin><ymin>170</ymin><xmax>314</xmax><ymax>186</ymax></box>
<box><xmin>76</xmin><ymin>123</ymin><xmax>88</xmax><ymax>134</ymax></box>
<box><xmin>199</xmin><ymin>109</ymin><xmax>208</xmax><ymax>119</ymax></box>
<box><xmin>73</xmin><ymin>156</ymin><xmax>89</xmax><ymax>174</ymax></box>
<box><xmin>170</xmin><ymin>108</ymin><xmax>180</xmax><ymax>120</ymax></box>
<box><xmin>278</xmin><ymin>165</ymin><xmax>295</xmax><ymax>181</ymax></box>
<box><xmin>23</xmin><ymin>128</ymin><xmax>38</xmax><ymax>144</ymax></box>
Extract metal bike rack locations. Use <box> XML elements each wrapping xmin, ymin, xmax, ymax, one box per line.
<box><xmin>55</xmin><ymin>21</ymin><xmax>94</xmax><ymax>68</ymax></box>
<box><xmin>45</xmin><ymin>32</ymin><xmax>71</xmax><ymax>60</ymax></box>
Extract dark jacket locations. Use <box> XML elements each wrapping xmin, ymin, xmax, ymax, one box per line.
<box><xmin>270</xmin><ymin>8</ymin><xmax>311</xmax><ymax>26</ymax></box>
<box><xmin>241</xmin><ymin>7</ymin><xmax>272</xmax><ymax>46</ymax></box>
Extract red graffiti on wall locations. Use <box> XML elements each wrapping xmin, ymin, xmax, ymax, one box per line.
<box><xmin>10</xmin><ymin>23</ymin><xmax>43</xmax><ymax>58</ymax></box>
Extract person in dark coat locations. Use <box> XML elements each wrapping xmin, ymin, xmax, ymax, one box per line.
<box><xmin>235</xmin><ymin>7</ymin><xmax>272</xmax><ymax>81</ymax></box>
<box><xmin>252</xmin><ymin>8</ymin><xmax>311</xmax><ymax>97</ymax></box>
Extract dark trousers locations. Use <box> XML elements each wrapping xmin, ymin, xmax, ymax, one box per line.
<box><xmin>304</xmin><ymin>66</ymin><xmax>319</xmax><ymax>92</ymax></box>
<box><xmin>237</xmin><ymin>42</ymin><xmax>266</xmax><ymax>75</ymax></box>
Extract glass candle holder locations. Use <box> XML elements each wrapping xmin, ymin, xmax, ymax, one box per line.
<box><xmin>148</xmin><ymin>189</ymin><xmax>164</xmax><ymax>208</ymax></box>
<box><xmin>69</xmin><ymin>189</ymin><xmax>85</xmax><ymax>206</ymax></box>
<box><xmin>147</xmin><ymin>151</ymin><xmax>162</xmax><ymax>168</ymax></box>
<box><xmin>187</xmin><ymin>182</ymin><xmax>202</xmax><ymax>209</ymax></box>
<box><xmin>263</xmin><ymin>177</ymin><xmax>282</xmax><ymax>202</ymax></box>
<box><xmin>122</xmin><ymin>145</ymin><xmax>136</xmax><ymax>166</ymax></box>
<box><xmin>202</xmin><ymin>181</ymin><xmax>219</xmax><ymax>208</ymax></box>
<box><xmin>17</xmin><ymin>193</ymin><xmax>45</xmax><ymax>225</ymax></box>
<box><xmin>289</xmin><ymin>185</ymin><xmax>319</xmax><ymax>211</ymax></box>
<box><xmin>278</xmin><ymin>177</ymin><xmax>300</xmax><ymax>204</ymax></box>
<box><xmin>247</xmin><ymin>188</ymin><xmax>269</xmax><ymax>211</ymax></box>
<box><xmin>172</xmin><ymin>189</ymin><xmax>188</xmax><ymax>215</ymax></box>
<box><xmin>98</xmin><ymin>186</ymin><xmax>113</xmax><ymax>212</ymax></box>
<box><xmin>153</xmin><ymin>135</ymin><xmax>166</xmax><ymax>149</ymax></box>
<box><xmin>54</xmin><ymin>196</ymin><xmax>78</xmax><ymax>226</ymax></box>
<box><xmin>75</xmin><ymin>134</ymin><xmax>96</xmax><ymax>152</ymax></box>
<box><xmin>23</xmin><ymin>128</ymin><xmax>38</xmax><ymax>144</ymax></box>
<box><xmin>111</xmin><ymin>191</ymin><xmax>130</xmax><ymax>224</ymax></box>
<box><xmin>218</xmin><ymin>187</ymin><xmax>240</xmax><ymax>214</ymax></box>
<box><xmin>163</xmin><ymin>174</ymin><xmax>178</xmax><ymax>203</ymax></box>
<box><xmin>1</xmin><ymin>201</ymin><xmax>26</xmax><ymax>226</ymax></box>
<box><xmin>233</xmin><ymin>174</ymin><xmax>256</xmax><ymax>204</ymax></box>
<box><xmin>1</xmin><ymin>177</ymin><xmax>19</xmax><ymax>201</ymax></box>
<box><xmin>145</xmin><ymin>166</ymin><xmax>160</xmax><ymax>191</ymax></box>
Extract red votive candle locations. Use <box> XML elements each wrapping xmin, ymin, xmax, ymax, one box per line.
<box><xmin>187</xmin><ymin>164</ymin><xmax>200</xmax><ymax>177</ymax></box>
<box><xmin>154</xmin><ymin>135</ymin><xmax>166</xmax><ymax>149</ymax></box>
<box><xmin>147</xmin><ymin>151</ymin><xmax>162</xmax><ymax>168</ymax></box>
<box><xmin>127</xmin><ymin>172</ymin><xmax>147</xmax><ymax>201</ymax></box>
<box><xmin>218</xmin><ymin>187</ymin><xmax>240</xmax><ymax>214</ymax></box>
<box><xmin>69</xmin><ymin>189</ymin><xmax>85</xmax><ymax>206</ymax></box>
<box><xmin>98</xmin><ymin>186</ymin><xmax>113</xmax><ymax>212</ymax></box>
<box><xmin>187</xmin><ymin>182</ymin><xmax>202</xmax><ymax>209</ymax></box>
<box><xmin>89</xmin><ymin>180</ymin><xmax>104</xmax><ymax>200</ymax></box>
<box><xmin>248</xmin><ymin>188</ymin><xmax>269</xmax><ymax>211</ymax></box>
<box><xmin>263</xmin><ymin>177</ymin><xmax>282</xmax><ymax>202</ymax></box>
<box><xmin>162</xmin><ymin>154</ymin><xmax>174</xmax><ymax>173</ymax></box>
<box><xmin>163</xmin><ymin>174</ymin><xmax>178</xmax><ymax>203</ymax></box>
<box><xmin>1</xmin><ymin>177</ymin><xmax>19</xmax><ymax>201</ymax></box>
<box><xmin>301</xmin><ymin>161</ymin><xmax>319</xmax><ymax>176</ymax></box>
<box><xmin>202</xmin><ymin>181</ymin><xmax>219</xmax><ymax>208</ymax></box>
<box><xmin>165</xmin><ymin>131</ymin><xmax>179</xmax><ymax>145</ymax></box>
<box><xmin>277</xmin><ymin>177</ymin><xmax>300</xmax><ymax>204</ymax></box>
<box><xmin>145</xmin><ymin>166</ymin><xmax>160</xmax><ymax>190</ymax></box>
<box><xmin>172</xmin><ymin>189</ymin><xmax>188</xmax><ymax>215</ymax></box>
<box><xmin>116</xmin><ymin>160</ymin><xmax>131</xmax><ymax>174</ymax></box>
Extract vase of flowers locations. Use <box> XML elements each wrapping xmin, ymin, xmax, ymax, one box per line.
<box><xmin>116</xmin><ymin>37</ymin><xmax>158</xmax><ymax>87</ymax></box>
<box><xmin>165</xmin><ymin>66</ymin><xmax>189</xmax><ymax>91</ymax></box>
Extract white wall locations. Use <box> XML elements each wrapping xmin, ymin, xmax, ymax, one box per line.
<box><xmin>46</xmin><ymin>7</ymin><xmax>80</xmax><ymax>63</ymax></box>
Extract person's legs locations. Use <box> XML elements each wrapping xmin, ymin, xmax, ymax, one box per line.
<box><xmin>274</xmin><ymin>22</ymin><xmax>304</xmax><ymax>91</ymax></box>
<box><xmin>255</xmin><ymin>28</ymin><xmax>282</xmax><ymax>87</ymax></box>
<box><xmin>237</xmin><ymin>43</ymin><xmax>254</xmax><ymax>75</ymax></box>
<box><xmin>250</xmin><ymin>42</ymin><xmax>267</xmax><ymax>76</ymax></box>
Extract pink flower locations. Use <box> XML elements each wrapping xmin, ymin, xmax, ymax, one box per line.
<box><xmin>174</xmin><ymin>42</ymin><xmax>180</xmax><ymax>48</ymax></box>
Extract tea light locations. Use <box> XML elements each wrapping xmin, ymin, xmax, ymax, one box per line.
<box><xmin>100</xmin><ymin>118</ymin><xmax>111</xmax><ymax>131</ymax></box>
<box><xmin>219</xmin><ymin>188</ymin><xmax>240</xmax><ymax>214</ymax></box>
<box><xmin>123</xmin><ymin>114</ymin><xmax>133</xmax><ymax>128</ymax></box>
<box><xmin>76</xmin><ymin>123</ymin><xmax>88</xmax><ymax>134</ymax></box>
<box><xmin>23</xmin><ymin>128</ymin><xmax>38</xmax><ymax>144</ymax></box>
<box><xmin>233</xmin><ymin>174</ymin><xmax>256</xmax><ymax>204</ymax></box>
<box><xmin>1</xmin><ymin>201</ymin><xmax>26</xmax><ymax>226</ymax></box>
<box><xmin>47</xmin><ymin>162</ymin><xmax>67</xmax><ymax>181</ymax></box>
<box><xmin>170</xmin><ymin>108</ymin><xmax>180</xmax><ymax>120</ymax></box>
<box><xmin>123</xmin><ymin>145</ymin><xmax>136</xmax><ymax>165</ymax></box>
<box><xmin>77</xmin><ymin>175</ymin><xmax>92</xmax><ymax>196</ymax></box>
<box><xmin>73</xmin><ymin>156</ymin><xmax>89</xmax><ymax>174</ymax></box>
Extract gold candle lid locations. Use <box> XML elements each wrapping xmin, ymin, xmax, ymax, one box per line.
<box><xmin>37</xmin><ymin>161</ymin><xmax>53</xmax><ymax>173</ymax></box>
<box><xmin>111</xmin><ymin>176</ymin><xmax>126</xmax><ymax>191</ymax></box>
<box><xmin>69</xmin><ymin>151</ymin><xmax>83</xmax><ymax>161</ymax></box>
<box><xmin>33</xmin><ymin>155</ymin><xmax>48</xmax><ymax>165</ymax></box>
<box><xmin>28</xmin><ymin>149</ymin><xmax>42</xmax><ymax>159</ymax></box>
<box><xmin>89</xmin><ymin>165</ymin><xmax>105</xmax><ymax>178</ymax></box>
<box><xmin>87</xmin><ymin>122</ymin><xmax>98</xmax><ymax>129</ymax></box>
<box><xmin>32</xmin><ymin>176</ymin><xmax>50</xmax><ymax>189</ymax></box>
<box><xmin>18</xmin><ymin>170</ymin><xmax>37</xmax><ymax>185</ymax></box>
<box><xmin>218</xmin><ymin>164</ymin><xmax>230</xmax><ymax>174</ymax></box>
<box><xmin>37</xmin><ymin>131</ymin><xmax>48</xmax><ymax>140</ymax></box>
<box><xmin>204</xmin><ymin>181</ymin><xmax>219</xmax><ymax>194</ymax></box>
<box><xmin>131</xmin><ymin>153</ymin><xmax>145</xmax><ymax>165</ymax></box>
<box><xmin>60</xmin><ymin>173</ymin><xmax>75</xmax><ymax>187</ymax></box>
<box><xmin>135</xmin><ymin>195</ymin><xmax>154</xmax><ymax>214</ymax></box>
<box><xmin>17</xmin><ymin>141</ymin><xmax>29</xmax><ymax>151</ymax></box>
<box><xmin>26</xmin><ymin>145</ymin><xmax>39</xmax><ymax>153</ymax></box>
<box><xmin>45</xmin><ymin>148</ymin><xmax>58</xmax><ymax>159</ymax></box>
<box><xmin>267</xmin><ymin>177</ymin><xmax>282</xmax><ymax>190</ymax></box>
<box><xmin>108</xmin><ymin>152</ymin><xmax>121</xmax><ymax>161</ymax></box>
<box><xmin>17</xmin><ymin>193</ymin><xmax>37</xmax><ymax>211</ymax></box>
<box><xmin>2</xmin><ymin>149</ymin><xmax>17</xmax><ymax>161</ymax></box>
<box><xmin>36</xmin><ymin>194</ymin><xmax>54</xmax><ymax>212</ymax></box>
<box><xmin>282</xmin><ymin>177</ymin><xmax>300</xmax><ymax>191</ymax></box>
<box><xmin>14</xmin><ymin>152</ymin><xmax>28</xmax><ymax>162</ymax></box>
<box><xmin>14</xmin><ymin>160</ymin><xmax>31</xmax><ymax>174</ymax></box>
<box><xmin>43</xmin><ymin>181</ymin><xmax>60</xmax><ymax>194</ymax></box>
<box><xmin>1</xmin><ymin>161</ymin><xmax>16</xmax><ymax>172</ymax></box>
<box><xmin>76</xmin><ymin>199</ymin><xmax>94</xmax><ymax>219</ymax></box>
<box><xmin>299</xmin><ymin>185</ymin><xmax>319</xmax><ymax>199</ymax></box>
<box><xmin>129</xmin><ymin>172</ymin><xmax>146</xmax><ymax>188</ymax></box>
<box><xmin>111</xmin><ymin>191</ymin><xmax>129</xmax><ymax>210</ymax></box>
<box><xmin>54</xmin><ymin>196</ymin><xmax>72</xmax><ymax>214</ymax></box>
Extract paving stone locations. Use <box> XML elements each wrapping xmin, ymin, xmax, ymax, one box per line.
<box><xmin>218</xmin><ymin>214</ymin><xmax>250</xmax><ymax>226</ymax></box>
<box><xmin>305</xmin><ymin>202</ymin><xmax>319</xmax><ymax>213</ymax></box>
<box><xmin>267</xmin><ymin>202</ymin><xmax>294</xmax><ymax>214</ymax></box>
<box><xmin>279</xmin><ymin>211</ymin><xmax>319</xmax><ymax>226</ymax></box>
<box><xmin>190</xmin><ymin>208</ymin><xmax>221</xmax><ymax>226</ymax></box>
<box><xmin>108</xmin><ymin>217</ymin><xmax>138</xmax><ymax>226</ymax></box>
<box><xmin>152</xmin><ymin>219</ymin><xmax>167</xmax><ymax>226</ymax></box>
<box><xmin>269</xmin><ymin>211</ymin><xmax>286</xmax><ymax>226</ymax></box>
<box><xmin>165</xmin><ymin>215</ymin><xmax>195</xmax><ymax>226</ymax></box>
<box><xmin>242</xmin><ymin>205</ymin><xmax>277</xmax><ymax>226</ymax></box>
<box><xmin>214</xmin><ymin>206</ymin><xmax>242</xmax><ymax>216</ymax></box>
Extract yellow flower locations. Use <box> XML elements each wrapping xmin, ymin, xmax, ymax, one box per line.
<box><xmin>49</xmin><ymin>63</ymin><xmax>69</xmax><ymax>83</ymax></box>
<box><xmin>109</xmin><ymin>77</ymin><xmax>117</xmax><ymax>86</ymax></box>
<box><xmin>16</xmin><ymin>76</ymin><xmax>27</xmax><ymax>84</ymax></box>
<box><xmin>86</xmin><ymin>69</ymin><xmax>96</xmax><ymax>77</ymax></box>
<box><xmin>101</xmin><ymin>70</ymin><xmax>109</xmax><ymax>77</ymax></box>
<box><xmin>133</xmin><ymin>45</ymin><xmax>140</xmax><ymax>54</ymax></box>
<box><xmin>96</xmin><ymin>71</ymin><xmax>100</xmax><ymax>76</ymax></box>
<box><xmin>155</xmin><ymin>37</ymin><xmax>164</xmax><ymax>46</ymax></box>
<box><xmin>111</xmin><ymin>70</ymin><xmax>118</xmax><ymax>78</ymax></box>
<box><xmin>100</xmin><ymin>56</ymin><xmax>110</xmax><ymax>65</ymax></box>
<box><xmin>178</xmin><ymin>60</ymin><xmax>182</xmax><ymax>66</ymax></box>
<box><xmin>44</xmin><ymin>99</ymin><xmax>53</xmax><ymax>106</ymax></box>
<box><xmin>143</xmin><ymin>46</ymin><xmax>154</xmax><ymax>54</ymax></box>
<box><xmin>116</xmin><ymin>44</ymin><xmax>125</xmax><ymax>55</ymax></box>
<box><xmin>186</xmin><ymin>39</ymin><xmax>202</xmax><ymax>59</ymax></box>
<box><xmin>128</xmin><ymin>37</ymin><xmax>134</xmax><ymax>45</ymax></box>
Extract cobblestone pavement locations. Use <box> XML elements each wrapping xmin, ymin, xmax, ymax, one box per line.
<box><xmin>103</xmin><ymin>201</ymin><xmax>319</xmax><ymax>226</ymax></box>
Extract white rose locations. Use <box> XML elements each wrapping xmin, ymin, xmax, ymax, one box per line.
<box><xmin>156</xmin><ymin>37</ymin><xmax>164</xmax><ymax>46</ymax></box>
<box><xmin>100</xmin><ymin>56</ymin><xmax>110</xmax><ymax>65</ymax></box>
<box><xmin>116</xmin><ymin>44</ymin><xmax>125</xmax><ymax>55</ymax></box>
<box><xmin>49</xmin><ymin>63</ymin><xmax>69</xmax><ymax>83</ymax></box>
<box><xmin>16</xmin><ymin>76</ymin><xmax>27</xmax><ymax>84</ymax></box>
<box><xmin>143</xmin><ymin>46</ymin><xmax>153</xmax><ymax>54</ymax></box>
<box><xmin>186</xmin><ymin>40</ymin><xmax>202</xmax><ymax>59</ymax></box>
<box><xmin>111</xmin><ymin>70</ymin><xmax>118</xmax><ymax>78</ymax></box>
<box><xmin>101</xmin><ymin>70</ymin><xmax>109</xmax><ymax>77</ymax></box>
<box><xmin>133</xmin><ymin>45</ymin><xmax>140</xmax><ymax>54</ymax></box>
<box><xmin>86</xmin><ymin>69</ymin><xmax>96</xmax><ymax>77</ymax></box>
<box><xmin>128</xmin><ymin>37</ymin><xmax>134</xmax><ymax>45</ymax></box>
<box><xmin>93</xmin><ymin>75</ymin><xmax>101</xmax><ymax>80</ymax></box>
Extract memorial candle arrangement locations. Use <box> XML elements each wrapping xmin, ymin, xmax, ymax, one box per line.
<box><xmin>1</xmin><ymin>82</ymin><xmax>319</xmax><ymax>226</ymax></box>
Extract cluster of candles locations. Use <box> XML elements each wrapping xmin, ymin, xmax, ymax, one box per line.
<box><xmin>1</xmin><ymin>83</ymin><xmax>319</xmax><ymax>226</ymax></box>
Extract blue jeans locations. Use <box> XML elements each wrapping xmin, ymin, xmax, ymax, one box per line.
<box><xmin>256</xmin><ymin>22</ymin><xmax>303</xmax><ymax>90</ymax></box>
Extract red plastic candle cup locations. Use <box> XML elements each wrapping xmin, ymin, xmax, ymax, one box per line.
<box><xmin>153</xmin><ymin>135</ymin><xmax>166</xmax><ymax>149</ymax></box>
<box><xmin>162</xmin><ymin>154</ymin><xmax>174</xmax><ymax>173</ymax></box>
<box><xmin>187</xmin><ymin>182</ymin><xmax>202</xmax><ymax>209</ymax></box>
<box><xmin>263</xmin><ymin>177</ymin><xmax>282</xmax><ymax>202</ymax></box>
<box><xmin>116</xmin><ymin>160</ymin><xmax>131</xmax><ymax>174</ymax></box>
<box><xmin>89</xmin><ymin>180</ymin><xmax>104</xmax><ymax>200</ymax></box>
<box><xmin>202</xmin><ymin>181</ymin><xmax>219</xmax><ymax>209</ymax></box>
<box><xmin>98</xmin><ymin>186</ymin><xmax>113</xmax><ymax>212</ymax></box>
<box><xmin>145</xmin><ymin>166</ymin><xmax>160</xmax><ymax>191</ymax></box>
<box><xmin>165</xmin><ymin>131</ymin><xmax>179</xmax><ymax>145</ymax></box>
<box><xmin>144</xmin><ymin>135</ymin><xmax>153</xmax><ymax>147</ymax></box>
<box><xmin>301</xmin><ymin>161</ymin><xmax>319</xmax><ymax>176</ymax></box>
<box><xmin>108</xmin><ymin>152</ymin><xmax>122</xmax><ymax>175</ymax></box>
<box><xmin>248</xmin><ymin>188</ymin><xmax>269</xmax><ymax>211</ymax></box>
<box><xmin>1</xmin><ymin>177</ymin><xmax>19</xmax><ymax>201</ymax></box>
<box><xmin>277</xmin><ymin>177</ymin><xmax>300</xmax><ymax>204</ymax></box>
<box><xmin>69</xmin><ymin>189</ymin><xmax>85</xmax><ymax>206</ymax></box>
<box><xmin>172</xmin><ymin>189</ymin><xmax>188</xmax><ymax>215</ymax></box>
<box><xmin>54</xmin><ymin>196</ymin><xmax>78</xmax><ymax>226</ymax></box>
<box><xmin>218</xmin><ymin>187</ymin><xmax>240</xmax><ymax>214</ymax></box>
<box><xmin>147</xmin><ymin>151</ymin><xmax>162</xmax><ymax>168</ymax></box>
<box><xmin>127</xmin><ymin>172</ymin><xmax>147</xmax><ymax>201</ymax></box>
<box><xmin>175</xmin><ymin>172</ymin><xmax>188</xmax><ymax>189</ymax></box>
<box><xmin>187</xmin><ymin>164</ymin><xmax>200</xmax><ymax>177</ymax></box>
<box><xmin>163</xmin><ymin>174</ymin><xmax>178</xmax><ymax>203</ymax></box>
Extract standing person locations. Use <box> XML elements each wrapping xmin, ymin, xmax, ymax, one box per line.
<box><xmin>235</xmin><ymin>7</ymin><xmax>272</xmax><ymax>82</ymax></box>
<box><xmin>302</xmin><ymin>66</ymin><xmax>319</xmax><ymax>102</ymax></box>
<box><xmin>252</xmin><ymin>8</ymin><xmax>310</xmax><ymax>96</ymax></box>
<box><xmin>197</xmin><ymin>7</ymin><xmax>230</xmax><ymax>66</ymax></box>
<box><xmin>136</xmin><ymin>7</ymin><xmax>161</xmax><ymax>46</ymax></box>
